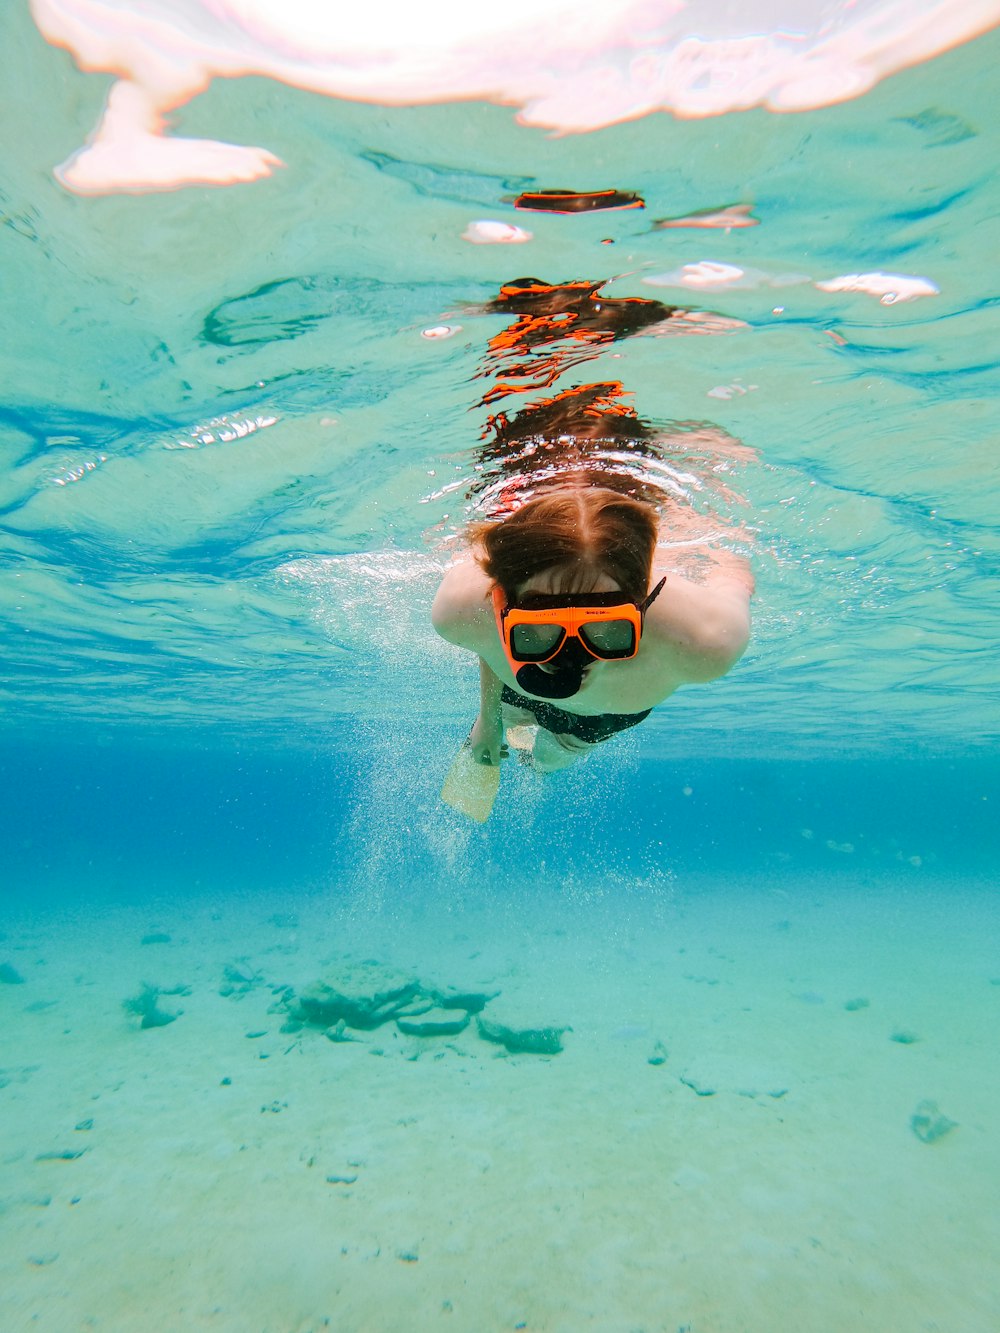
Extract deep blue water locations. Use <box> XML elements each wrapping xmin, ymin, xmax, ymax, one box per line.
<box><xmin>4</xmin><ymin>732</ymin><xmax>995</xmax><ymax>903</ymax></box>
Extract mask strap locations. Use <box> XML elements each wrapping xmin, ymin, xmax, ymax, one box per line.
<box><xmin>640</xmin><ymin>576</ymin><xmax>666</xmax><ymax>614</ymax></box>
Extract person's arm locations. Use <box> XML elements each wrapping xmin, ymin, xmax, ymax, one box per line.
<box><xmin>432</xmin><ymin>560</ymin><xmax>508</xmax><ymax>766</ymax></box>
<box><xmin>469</xmin><ymin>658</ymin><xmax>507</xmax><ymax>766</ymax></box>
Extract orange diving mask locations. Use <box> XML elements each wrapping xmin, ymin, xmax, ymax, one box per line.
<box><xmin>492</xmin><ymin>577</ymin><xmax>666</xmax><ymax>699</ymax></box>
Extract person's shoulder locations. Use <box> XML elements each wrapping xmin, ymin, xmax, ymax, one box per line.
<box><xmin>644</xmin><ymin>566</ymin><xmax>751</xmax><ymax>683</ymax></box>
<box><xmin>431</xmin><ymin>556</ymin><xmax>494</xmax><ymax>648</ymax></box>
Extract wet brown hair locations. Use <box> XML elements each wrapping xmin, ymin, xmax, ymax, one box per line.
<box><xmin>471</xmin><ymin>483</ymin><xmax>658</xmax><ymax>603</ymax></box>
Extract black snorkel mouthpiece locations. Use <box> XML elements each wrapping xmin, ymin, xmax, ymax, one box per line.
<box><xmin>514</xmin><ymin>639</ymin><xmax>589</xmax><ymax>700</ymax></box>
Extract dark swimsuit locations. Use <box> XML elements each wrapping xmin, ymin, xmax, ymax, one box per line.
<box><xmin>501</xmin><ymin>685</ymin><xmax>651</xmax><ymax>745</ymax></box>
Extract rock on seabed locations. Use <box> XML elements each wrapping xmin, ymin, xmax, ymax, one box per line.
<box><xmin>296</xmin><ymin>965</ymin><xmax>422</xmax><ymax>1030</ymax></box>
<box><xmin>477</xmin><ymin>1014</ymin><xmax>569</xmax><ymax>1055</ymax></box>
<box><xmin>397</xmin><ymin>1008</ymin><xmax>470</xmax><ymax>1038</ymax></box>
<box><xmin>910</xmin><ymin>1100</ymin><xmax>958</xmax><ymax>1144</ymax></box>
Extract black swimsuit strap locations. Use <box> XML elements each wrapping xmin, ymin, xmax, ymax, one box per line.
<box><xmin>500</xmin><ymin>685</ymin><xmax>651</xmax><ymax>745</ymax></box>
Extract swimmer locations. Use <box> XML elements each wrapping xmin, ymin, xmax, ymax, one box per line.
<box><xmin>432</xmin><ymin>482</ymin><xmax>753</xmax><ymax>775</ymax></box>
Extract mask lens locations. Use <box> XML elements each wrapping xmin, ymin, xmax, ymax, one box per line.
<box><xmin>579</xmin><ymin>619</ymin><xmax>636</xmax><ymax>657</ymax></box>
<box><xmin>510</xmin><ymin>622</ymin><xmax>565</xmax><ymax>661</ymax></box>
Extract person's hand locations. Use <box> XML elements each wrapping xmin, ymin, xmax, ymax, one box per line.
<box><xmin>469</xmin><ymin>714</ymin><xmax>509</xmax><ymax>767</ymax></box>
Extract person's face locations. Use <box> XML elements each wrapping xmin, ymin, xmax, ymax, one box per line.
<box><xmin>510</xmin><ymin>569</ymin><xmax>624</xmax><ymax>682</ymax></box>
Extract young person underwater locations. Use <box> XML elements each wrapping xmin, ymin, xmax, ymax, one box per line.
<box><xmin>432</xmin><ymin>279</ymin><xmax>754</xmax><ymax>820</ymax></box>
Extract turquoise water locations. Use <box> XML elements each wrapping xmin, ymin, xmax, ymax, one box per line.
<box><xmin>2</xmin><ymin>4</ymin><xmax>999</xmax><ymax>1331</ymax></box>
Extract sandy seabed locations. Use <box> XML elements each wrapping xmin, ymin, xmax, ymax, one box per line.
<box><xmin>2</xmin><ymin>868</ymin><xmax>998</xmax><ymax>1333</ymax></box>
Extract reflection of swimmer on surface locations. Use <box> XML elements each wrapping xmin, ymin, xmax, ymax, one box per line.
<box><xmin>472</xmin><ymin>379</ymin><xmax>751</xmax><ymax>520</ymax></box>
<box><xmin>472</xmin><ymin>277</ymin><xmax>746</xmax><ymax>405</ymax></box>
<box><xmin>433</xmin><ymin>278</ymin><xmax>753</xmax><ymax>778</ymax></box>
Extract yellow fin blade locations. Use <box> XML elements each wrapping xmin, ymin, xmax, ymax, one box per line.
<box><xmin>441</xmin><ymin>743</ymin><xmax>500</xmax><ymax>823</ymax></box>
